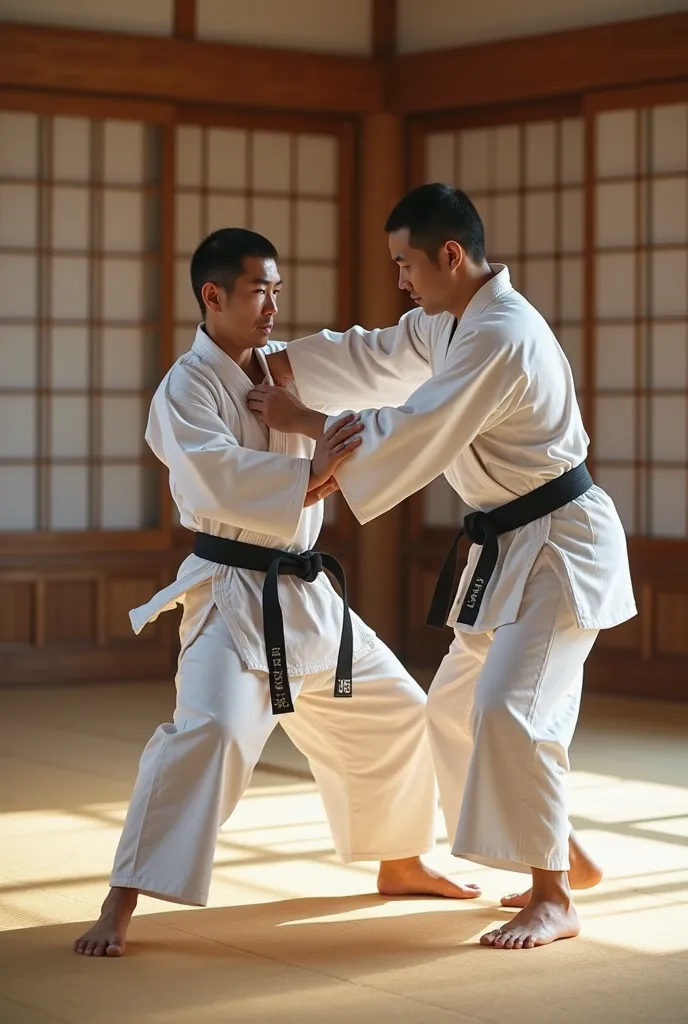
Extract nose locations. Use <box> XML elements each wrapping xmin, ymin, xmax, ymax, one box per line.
<box><xmin>397</xmin><ymin>268</ymin><xmax>410</xmax><ymax>291</ymax></box>
<box><xmin>264</xmin><ymin>293</ymin><xmax>278</xmax><ymax>313</ymax></box>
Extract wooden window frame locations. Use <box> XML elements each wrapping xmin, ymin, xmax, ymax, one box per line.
<box><xmin>0</xmin><ymin>89</ymin><xmax>358</xmax><ymax>554</ymax></box>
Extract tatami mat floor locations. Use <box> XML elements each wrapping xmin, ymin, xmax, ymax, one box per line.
<box><xmin>1</xmin><ymin>682</ymin><xmax>687</xmax><ymax>1023</ymax></box>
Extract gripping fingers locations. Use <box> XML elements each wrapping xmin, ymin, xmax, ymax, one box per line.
<box><xmin>329</xmin><ymin>421</ymin><xmax>364</xmax><ymax>448</ymax></box>
<box><xmin>333</xmin><ymin>436</ymin><xmax>362</xmax><ymax>455</ymax></box>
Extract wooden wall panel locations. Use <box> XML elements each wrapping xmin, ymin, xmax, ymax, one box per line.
<box><xmin>0</xmin><ymin>23</ymin><xmax>384</xmax><ymax>114</ymax></box>
<box><xmin>0</xmin><ymin>582</ymin><xmax>34</xmax><ymax>645</ymax></box>
<box><xmin>107</xmin><ymin>577</ymin><xmax>160</xmax><ymax>640</ymax></box>
<box><xmin>44</xmin><ymin>580</ymin><xmax>98</xmax><ymax>644</ymax></box>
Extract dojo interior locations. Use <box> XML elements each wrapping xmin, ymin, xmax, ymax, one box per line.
<box><xmin>1</xmin><ymin>1</ymin><xmax>687</xmax><ymax>1022</ymax></box>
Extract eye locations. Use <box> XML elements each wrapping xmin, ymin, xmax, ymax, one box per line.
<box><xmin>255</xmin><ymin>288</ymin><xmax>266</xmax><ymax>295</ymax></box>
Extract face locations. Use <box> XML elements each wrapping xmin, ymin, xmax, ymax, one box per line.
<box><xmin>201</xmin><ymin>256</ymin><xmax>282</xmax><ymax>348</ymax></box>
<box><xmin>388</xmin><ymin>228</ymin><xmax>463</xmax><ymax>316</ymax></box>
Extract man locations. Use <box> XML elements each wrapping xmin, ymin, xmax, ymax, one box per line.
<box><xmin>73</xmin><ymin>227</ymin><xmax>478</xmax><ymax>959</ymax></box>
<box><xmin>248</xmin><ymin>185</ymin><xmax>635</xmax><ymax>950</ymax></box>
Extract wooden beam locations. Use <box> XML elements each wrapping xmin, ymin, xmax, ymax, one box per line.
<box><xmin>174</xmin><ymin>0</ymin><xmax>196</xmax><ymax>40</ymax></box>
<box><xmin>0</xmin><ymin>22</ymin><xmax>384</xmax><ymax>114</ymax></box>
<box><xmin>372</xmin><ymin>0</ymin><xmax>396</xmax><ymax>58</ymax></box>
<box><xmin>394</xmin><ymin>12</ymin><xmax>688</xmax><ymax>113</ymax></box>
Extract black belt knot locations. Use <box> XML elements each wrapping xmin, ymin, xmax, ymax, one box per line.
<box><xmin>426</xmin><ymin>462</ymin><xmax>594</xmax><ymax>631</ymax></box>
<box><xmin>192</xmin><ymin>533</ymin><xmax>353</xmax><ymax>716</ymax></box>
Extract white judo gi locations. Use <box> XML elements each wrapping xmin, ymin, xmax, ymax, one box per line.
<box><xmin>287</xmin><ymin>265</ymin><xmax>637</xmax><ymax>875</ymax></box>
<box><xmin>112</xmin><ymin>327</ymin><xmax>437</xmax><ymax>906</ymax></box>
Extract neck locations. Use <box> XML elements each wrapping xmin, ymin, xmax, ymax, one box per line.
<box><xmin>447</xmin><ymin>262</ymin><xmax>495</xmax><ymax>320</ymax></box>
<box><xmin>202</xmin><ymin>321</ymin><xmax>259</xmax><ymax>376</ymax></box>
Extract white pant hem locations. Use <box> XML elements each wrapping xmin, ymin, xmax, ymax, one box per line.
<box><xmin>452</xmin><ymin>849</ymin><xmax>570</xmax><ymax>875</ymax></box>
<box><xmin>110</xmin><ymin>874</ymin><xmax>208</xmax><ymax>908</ymax></box>
<box><xmin>339</xmin><ymin>843</ymin><xmax>434</xmax><ymax>864</ymax></box>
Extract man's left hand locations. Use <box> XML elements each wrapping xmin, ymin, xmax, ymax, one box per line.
<box><xmin>247</xmin><ymin>384</ymin><xmax>327</xmax><ymax>438</ymax></box>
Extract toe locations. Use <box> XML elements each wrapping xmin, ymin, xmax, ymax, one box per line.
<box><xmin>523</xmin><ymin>936</ymin><xmax>537</xmax><ymax>949</ymax></box>
<box><xmin>92</xmin><ymin>943</ymin><xmax>107</xmax><ymax>957</ymax></box>
<box><xmin>106</xmin><ymin>942</ymin><xmax>124</xmax><ymax>957</ymax></box>
<box><xmin>479</xmin><ymin>930</ymin><xmax>500</xmax><ymax>946</ymax></box>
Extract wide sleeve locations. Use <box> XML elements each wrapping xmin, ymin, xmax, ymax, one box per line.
<box><xmin>147</xmin><ymin>370</ymin><xmax>311</xmax><ymax>537</ymax></box>
<box><xmin>331</xmin><ymin>331</ymin><xmax>526</xmax><ymax>524</ymax></box>
<box><xmin>287</xmin><ymin>307</ymin><xmax>435</xmax><ymax>413</ymax></box>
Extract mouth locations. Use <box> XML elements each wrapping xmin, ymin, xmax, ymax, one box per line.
<box><xmin>410</xmin><ymin>295</ymin><xmax>422</xmax><ymax>303</ymax></box>
<box><xmin>257</xmin><ymin>322</ymin><xmax>273</xmax><ymax>335</ymax></box>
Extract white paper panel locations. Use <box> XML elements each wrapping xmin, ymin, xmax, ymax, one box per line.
<box><xmin>100</xmin><ymin>465</ymin><xmax>142</xmax><ymax>528</ymax></box>
<box><xmin>561</xmin><ymin>188</ymin><xmax>583</xmax><ymax>253</ymax></box>
<box><xmin>595</xmin><ymin>396</ymin><xmax>635</xmax><ymax>460</ymax></box>
<box><xmin>0</xmin><ymin>0</ymin><xmax>173</xmax><ymax>36</ymax></box>
<box><xmin>297</xmin><ymin>135</ymin><xmax>337</xmax><ymax>196</ymax></box>
<box><xmin>560</xmin><ymin>256</ymin><xmax>583</xmax><ymax>322</ymax></box>
<box><xmin>206</xmin><ymin>194</ymin><xmax>247</xmax><ymax>233</ymax></box>
<box><xmin>175</xmin><ymin>126</ymin><xmax>202</xmax><ymax>187</ymax></box>
<box><xmin>295</xmin><ymin>266</ymin><xmax>336</xmax><ymax>324</ymax></box>
<box><xmin>49</xmin><ymin>464</ymin><xmax>89</xmax><ymax>530</ymax></box>
<box><xmin>174</xmin><ymin>327</ymin><xmax>193</xmax><ymax>360</ymax></box>
<box><xmin>252</xmin><ymin>197</ymin><xmax>291</xmax><ymax>257</ymax></box>
<box><xmin>650</xmin><ymin>396</ymin><xmax>688</xmax><ymax>462</ymax></box>
<box><xmin>506</xmin><ymin>259</ymin><xmax>521</xmax><ymax>293</ymax></box>
<box><xmin>102</xmin><ymin>328</ymin><xmax>147</xmax><ymax>389</ymax></box>
<box><xmin>557</xmin><ymin>326</ymin><xmax>583</xmax><ymax>387</ymax></box>
<box><xmin>0</xmin><ymin>396</ymin><xmax>36</xmax><ymax>457</ymax></box>
<box><xmin>651</xmin><ymin>323</ymin><xmax>688</xmax><ymax>389</ymax></box>
<box><xmin>175</xmin><ymin>192</ymin><xmax>202</xmax><ymax>253</ymax></box>
<box><xmin>595</xmin><ymin>253</ymin><xmax>635</xmax><ymax>319</ymax></box>
<box><xmin>596</xmin><ymin>110</ymin><xmax>636</xmax><ymax>179</ymax></box>
<box><xmin>651</xmin><ymin>104</ymin><xmax>688</xmax><ymax>174</ymax></box>
<box><xmin>494</xmin><ymin>126</ymin><xmax>520</xmax><ymax>190</ymax></box>
<box><xmin>0</xmin><ymin>112</ymin><xmax>39</xmax><ymax>178</ymax></box>
<box><xmin>197</xmin><ymin>0</ymin><xmax>370</xmax><ymax>54</ymax></box>
<box><xmin>426</xmin><ymin>133</ymin><xmax>454</xmax><ymax>184</ymax></box>
<box><xmin>524</xmin><ymin>259</ymin><xmax>555</xmax><ymax>323</ymax></box>
<box><xmin>296</xmin><ymin>200</ymin><xmax>336</xmax><ymax>260</ymax></box>
<box><xmin>51</xmin><ymin>186</ymin><xmax>90</xmax><ymax>250</ymax></box>
<box><xmin>650</xmin><ymin>178</ymin><xmax>688</xmax><ymax>245</ymax></box>
<box><xmin>595</xmin><ymin>466</ymin><xmax>634</xmax><ymax>534</ymax></box>
<box><xmin>207</xmin><ymin>128</ymin><xmax>246</xmax><ymax>190</ymax></box>
<box><xmin>422</xmin><ymin>476</ymin><xmax>462</xmax><ymax>527</ymax></box>
<box><xmin>50</xmin><ymin>327</ymin><xmax>89</xmax><ymax>388</ymax></box>
<box><xmin>101</xmin><ymin>258</ymin><xmax>144</xmax><ymax>320</ymax></box>
<box><xmin>0</xmin><ymin>184</ymin><xmax>38</xmax><ymax>247</ymax></box>
<box><xmin>252</xmin><ymin>133</ymin><xmax>291</xmax><ymax>192</ymax></box>
<box><xmin>0</xmin><ymin>254</ymin><xmax>37</xmax><ymax>318</ymax></box>
<box><xmin>474</xmin><ymin>196</ymin><xmax>491</xmax><ymax>248</ymax></box>
<box><xmin>175</xmin><ymin>257</ymin><xmax>198</xmax><ymax>321</ymax></box>
<box><xmin>101</xmin><ymin>396</ymin><xmax>143</xmax><ymax>457</ymax></box>
<box><xmin>458</xmin><ymin>129</ymin><xmax>490</xmax><ymax>191</ymax></box>
<box><xmin>0</xmin><ymin>467</ymin><xmax>36</xmax><ymax>530</ymax></box>
<box><xmin>0</xmin><ymin>325</ymin><xmax>36</xmax><ymax>387</ymax></box>
<box><xmin>525</xmin><ymin>122</ymin><xmax>556</xmax><ymax>188</ymax></box>
<box><xmin>103</xmin><ymin>190</ymin><xmax>144</xmax><ymax>252</ymax></box>
<box><xmin>103</xmin><ymin>121</ymin><xmax>145</xmax><ymax>185</ymax></box>
<box><xmin>492</xmin><ymin>194</ymin><xmax>520</xmax><ymax>256</ymax></box>
<box><xmin>525</xmin><ymin>191</ymin><xmax>555</xmax><ymax>254</ymax></box>
<box><xmin>52</xmin><ymin>117</ymin><xmax>91</xmax><ymax>182</ymax></box>
<box><xmin>50</xmin><ymin>396</ymin><xmax>88</xmax><ymax>457</ymax></box>
<box><xmin>650</xmin><ymin>469</ymin><xmax>687</xmax><ymax>537</ymax></box>
<box><xmin>51</xmin><ymin>257</ymin><xmax>89</xmax><ymax>319</ymax></box>
<box><xmin>595</xmin><ymin>325</ymin><xmax>635</xmax><ymax>390</ymax></box>
<box><xmin>560</xmin><ymin>119</ymin><xmax>584</xmax><ymax>186</ymax></box>
<box><xmin>651</xmin><ymin>249</ymin><xmax>688</xmax><ymax>317</ymax></box>
<box><xmin>595</xmin><ymin>182</ymin><xmax>635</xmax><ymax>248</ymax></box>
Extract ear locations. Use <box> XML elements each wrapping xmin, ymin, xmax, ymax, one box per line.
<box><xmin>201</xmin><ymin>281</ymin><xmax>223</xmax><ymax>313</ymax></box>
<box><xmin>444</xmin><ymin>241</ymin><xmax>464</xmax><ymax>271</ymax></box>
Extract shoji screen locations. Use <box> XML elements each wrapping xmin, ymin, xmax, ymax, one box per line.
<box><xmin>0</xmin><ymin>109</ymin><xmax>164</xmax><ymax>535</ymax></box>
<box><xmin>591</xmin><ymin>99</ymin><xmax>688</xmax><ymax>539</ymax></box>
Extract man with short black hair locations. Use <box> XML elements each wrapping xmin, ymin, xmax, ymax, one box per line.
<box><xmin>250</xmin><ymin>184</ymin><xmax>635</xmax><ymax>949</ymax></box>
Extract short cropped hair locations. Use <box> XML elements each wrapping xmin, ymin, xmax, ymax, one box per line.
<box><xmin>384</xmin><ymin>183</ymin><xmax>486</xmax><ymax>264</ymax></box>
<box><xmin>190</xmin><ymin>228</ymin><xmax>278</xmax><ymax>315</ymax></box>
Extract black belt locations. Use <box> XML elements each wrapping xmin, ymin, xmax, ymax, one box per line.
<box><xmin>193</xmin><ymin>533</ymin><xmax>353</xmax><ymax>716</ymax></box>
<box><xmin>427</xmin><ymin>462</ymin><xmax>593</xmax><ymax>629</ymax></box>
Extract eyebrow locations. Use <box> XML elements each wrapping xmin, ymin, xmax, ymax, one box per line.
<box><xmin>251</xmin><ymin>277</ymin><xmax>283</xmax><ymax>286</ymax></box>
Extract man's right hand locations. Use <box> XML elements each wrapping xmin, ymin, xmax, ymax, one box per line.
<box><xmin>307</xmin><ymin>414</ymin><xmax>363</xmax><ymax>497</ymax></box>
<box><xmin>266</xmin><ymin>349</ymin><xmax>293</xmax><ymax>384</ymax></box>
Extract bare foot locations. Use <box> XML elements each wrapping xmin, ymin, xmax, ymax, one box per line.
<box><xmin>500</xmin><ymin>834</ymin><xmax>603</xmax><ymax>909</ymax></box>
<box><xmin>73</xmin><ymin>887</ymin><xmax>138</xmax><ymax>957</ymax></box>
<box><xmin>377</xmin><ymin>857</ymin><xmax>481</xmax><ymax>899</ymax></box>
<box><xmin>480</xmin><ymin>896</ymin><xmax>580</xmax><ymax>949</ymax></box>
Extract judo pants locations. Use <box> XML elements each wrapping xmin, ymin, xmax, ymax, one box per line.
<box><xmin>427</xmin><ymin>549</ymin><xmax>599</xmax><ymax>874</ymax></box>
<box><xmin>110</xmin><ymin>586</ymin><xmax>437</xmax><ymax>906</ymax></box>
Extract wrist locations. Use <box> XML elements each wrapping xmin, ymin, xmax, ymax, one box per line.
<box><xmin>300</xmin><ymin>408</ymin><xmax>327</xmax><ymax>439</ymax></box>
